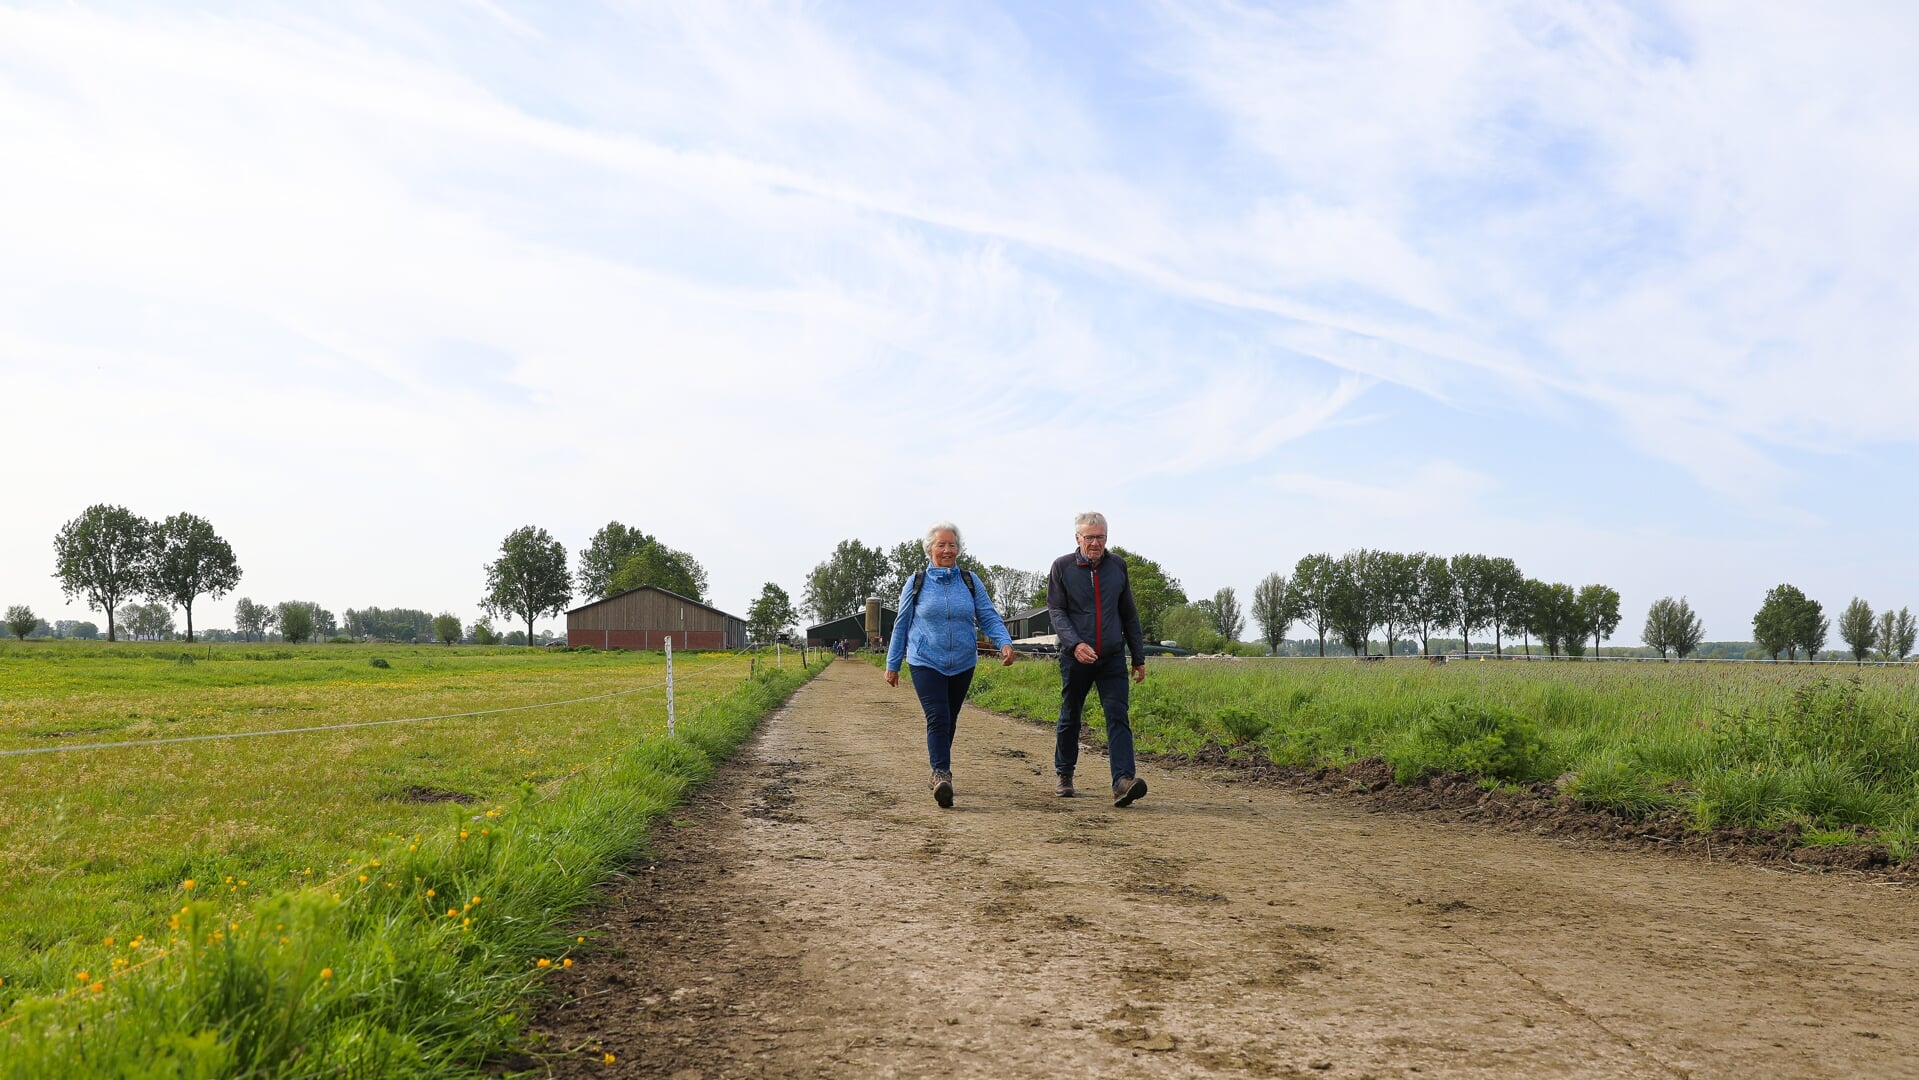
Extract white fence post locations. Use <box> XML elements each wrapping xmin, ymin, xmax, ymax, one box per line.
<box><xmin>664</xmin><ymin>636</ymin><xmax>676</xmax><ymax>738</ymax></box>
<box><xmin>776</xmin><ymin>641</ymin><xmax>783</xmax><ymax>669</ymax></box>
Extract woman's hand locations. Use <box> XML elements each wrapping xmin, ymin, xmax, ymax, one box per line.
<box><xmin>884</xmin><ymin>669</ymin><xmax>899</xmax><ymax>687</ymax></box>
<box><xmin>999</xmin><ymin>644</ymin><xmax>1016</xmax><ymax>666</ymax></box>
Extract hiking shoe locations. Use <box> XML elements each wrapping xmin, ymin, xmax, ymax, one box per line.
<box><xmin>1112</xmin><ymin>775</ymin><xmax>1147</xmax><ymax>808</ymax></box>
<box><xmin>931</xmin><ymin>769</ymin><xmax>954</xmax><ymax>808</ymax></box>
<box><xmin>1055</xmin><ymin>773</ymin><xmax>1075</xmax><ymax>798</ymax></box>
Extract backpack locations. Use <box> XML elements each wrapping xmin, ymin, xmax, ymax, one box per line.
<box><xmin>910</xmin><ymin>568</ymin><xmax>978</xmax><ymax>608</ymax></box>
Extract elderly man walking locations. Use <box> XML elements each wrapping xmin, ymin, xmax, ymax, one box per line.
<box><xmin>1046</xmin><ymin>511</ymin><xmax>1149</xmax><ymax>807</ymax></box>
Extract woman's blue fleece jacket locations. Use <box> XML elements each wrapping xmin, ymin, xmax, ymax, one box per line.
<box><xmin>885</xmin><ymin>566</ymin><xmax>1013</xmax><ymax>676</ymax></box>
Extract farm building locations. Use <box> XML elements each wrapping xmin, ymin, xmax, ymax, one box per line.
<box><xmin>1005</xmin><ymin>605</ymin><xmax>1053</xmax><ymax>640</ymax></box>
<box><xmin>807</xmin><ymin>599</ymin><xmax>896</xmax><ymax>650</ymax></box>
<box><xmin>566</xmin><ymin>586</ymin><xmax>747</xmax><ymax>651</ymax></box>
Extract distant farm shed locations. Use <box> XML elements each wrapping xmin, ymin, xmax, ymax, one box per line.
<box><xmin>566</xmin><ymin>586</ymin><xmax>746</xmax><ymax>651</ymax></box>
<box><xmin>807</xmin><ymin>606</ymin><xmax>896</xmax><ymax>649</ymax></box>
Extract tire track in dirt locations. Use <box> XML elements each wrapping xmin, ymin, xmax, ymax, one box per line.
<box><xmin>529</xmin><ymin>660</ymin><xmax>1919</xmax><ymax>1078</ymax></box>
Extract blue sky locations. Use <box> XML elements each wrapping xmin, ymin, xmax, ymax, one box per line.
<box><xmin>5</xmin><ymin>1</ymin><xmax>1919</xmax><ymax>643</ymax></box>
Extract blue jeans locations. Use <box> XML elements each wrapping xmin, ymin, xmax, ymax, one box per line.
<box><xmin>1056</xmin><ymin>652</ymin><xmax>1135</xmax><ymax>782</ymax></box>
<box><xmin>910</xmin><ymin>665</ymin><xmax>976</xmax><ymax>773</ymax></box>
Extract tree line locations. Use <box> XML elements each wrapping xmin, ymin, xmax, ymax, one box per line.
<box><xmin>48</xmin><ymin>504</ymin><xmax>242</xmax><ymax>642</ymax></box>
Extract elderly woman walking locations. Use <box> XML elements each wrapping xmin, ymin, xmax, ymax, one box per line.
<box><xmin>884</xmin><ymin>521</ymin><xmax>1015</xmax><ymax>807</ymax></box>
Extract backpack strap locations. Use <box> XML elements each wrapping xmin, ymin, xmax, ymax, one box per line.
<box><xmin>911</xmin><ymin>569</ymin><xmax>977</xmax><ymax>606</ymax></box>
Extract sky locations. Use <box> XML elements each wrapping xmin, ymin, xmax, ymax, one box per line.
<box><xmin>5</xmin><ymin>1</ymin><xmax>1919</xmax><ymax>645</ymax></box>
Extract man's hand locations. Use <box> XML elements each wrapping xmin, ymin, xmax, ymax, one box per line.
<box><xmin>999</xmin><ymin>645</ymin><xmax>1016</xmax><ymax>666</ymax></box>
<box><xmin>1132</xmin><ymin>664</ymin><xmax>1146</xmax><ymax>684</ymax></box>
<box><xmin>884</xmin><ymin>669</ymin><xmax>899</xmax><ymax>687</ymax></box>
<box><xmin>1074</xmin><ymin>642</ymin><xmax>1098</xmax><ymax>664</ymax></box>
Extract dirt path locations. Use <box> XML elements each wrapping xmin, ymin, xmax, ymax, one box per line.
<box><xmin>532</xmin><ymin>660</ymin><xmax>1919</xmax><ymax>1078</ymax></box>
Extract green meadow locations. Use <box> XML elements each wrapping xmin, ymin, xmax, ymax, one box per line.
<box><xmin>971</xmin><ymin>656</ymin><xmax>1919</xmax><ymax>856</ymax></box>
<box><xmin>0</xmin><ymin>640</ymin><xmax>820</xmax><ymax>1076</ymax></box>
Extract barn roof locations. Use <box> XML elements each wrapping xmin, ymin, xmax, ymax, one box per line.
<box><xmin>566</xmin><ymin>584</ymin><xmax>743</xmax><ymax>622</ymax></box>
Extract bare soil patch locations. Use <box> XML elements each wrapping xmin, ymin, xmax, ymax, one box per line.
<box><xmin>525</xmin><ymin>662</ymin><xmax>1919</xmax><ymax>1078</ymax></box>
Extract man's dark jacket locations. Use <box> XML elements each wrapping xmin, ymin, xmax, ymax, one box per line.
<box><xmin>1046</xmin><ymin>551</ymin><xmax>1146</xmax><ymax>667</ymax></box>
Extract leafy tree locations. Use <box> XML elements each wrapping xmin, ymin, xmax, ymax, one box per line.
<box><xmin>5</xmin><ymin>605</ymin><xmax>36</xmax><ymax>641</ymax></box>
<box><xmin>471</xmin><ymin>618</ymin><xmax>501</xmax><ymax>646</ymax></box>
<box><xmin>1105</xmin><ymin>547</ymin><xmax>1186</xmax><ymax>643</ymax></box>
<box><xmin>1892</xmin><ymin>608</ymin><xmax>1917</xmax><ymax>661</ymax></box>
<box><xmin>1643</xmin><ymin>596</ymin><xmax>1695</xmax><ymax>660</ymax></box>
<box><xmin>1512</xmin><ymin>578</ymin><xmax>1546</xmax><ymax>656</ymax></box>
<box><xmin>1531</xmin><ymin>582</ymin><xmax>1578</xmax><ymax>657</ymax></box>
<box><xmin>1208</xmin><ymin>586</ymin><xmax>1246</xmax><ymax>641</ymax></box>
<box><xmin>433</xmin><ymin>613</ymin><xmax>462</xmax><ymax>646</ymax></box>
<box><xmin>1160</xmin><ymin>604</ymin><xmax>1225</xmax><ymax>653</ymax></box>
<box><xmin>147</xmin><ymin>512</ymin><xmax>241</xmax><ymax>643</ymax></box>
<box><xmin>982</xmin><ymin>565</ymin><xmax>1041</xmax><ymax>622</ymax></box>
<box><xmin>1840</xmin><ymin>597</ymin><xmax>1876</xmax><ymax>664</ymax></box>
<box><xmin>233</xmin><ymin>597</ymin><xmax>271</xmax><ymax>642</ymax></box>
<box><xmin>576</xmin><ymin>521</ymin><xmax>652</xmax><ymax>601</ymax></box>
<box><xmin>53</xmin><ymin>504</ymin><xmax>155</xmax><ymax>642</ymax></box>
<box><xmin>276</xmin><ymin>601</ymin><xmax>316</xmax><ymax>645</ymax></box>
<box><xmin>1793</xmin><ymin>594</ymin><xmax>1828</xmax><ymax>661</ymax></box>
<box><xmin>1752</xmin><ymin>584</ymin><xmax>1806</xmax><ymax>661</ymax></box>
<box><xmin>483</xmin><ymin>526</ymin><xmax>572</xmax><ymax>645</ymax></box>
<box><xmin>606</xmin><ymin>539</ymin><xmax>709</xmax><ymax>602</ymax></box>
<box><xmin>885</xmin><ymin>540</ymin><xmax>927</xmax><ymax>599</ymax></box>
<box><xmin>1668</xmin><ymin>598</ymin><xmax>1705</xmax><ymax>659</ymax></box>
<box><xmin>1250</xmin><ymin>571</ymin><xmax>1293</xmax><ymax>655</ymax></box>
<box><xmin>1480</xmin><ymin>557</ymin><xmax>1526</xmax><ymax>655</ymax></box>
<box><xmin>1576</xmin><ymin>584</ymin><xmax>1622</xmax><ymax>658</ymax></box>
<box><xmin>1408</xmin><ymin>554</ymin><xmax>1455</xmax><ymax>656</ymax></box>
<box><xmin>1367</xmin><ymin>550</ymin><xmax>1417</xmax><ymax>656</ymax></box>
<box><xmin>343</xmin><ymin>607</ymin><xmax>436</xmax><ymax>642</ymax></box>
<box><xmin>747</xmin><ymin>583</ymin><xmax>799</xmax><ymax>643</ymax></box>
<box><xmin>1289</xmin><ymin>553</ymin><xmax>1336</xmax><ymax>657</ymax></box>
<box><xmin>1327</xmin><ymin>550</ymin><xmax>1379</xmax><ymax>656</ymax></box>
<box><xmin>1449</xmin><ymin>553</ymin><xmax>1492</xmax><ymax>655</ymax></box>
<box><xmin>54</xmin><ymin>619</ymin><xmax>99</xmax><ymax>640</ymax></box>
<box><xmin>804</xmin><ymin>540</ymin><xmax>891</xmax><ymax>623</ymax></box>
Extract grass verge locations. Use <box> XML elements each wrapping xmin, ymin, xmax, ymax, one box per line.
<box><xmin>0</xmin><ymin>655</ymin><xmax>822</xmax><ymax>1077</ymax></box>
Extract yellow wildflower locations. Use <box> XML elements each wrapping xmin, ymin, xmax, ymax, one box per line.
<box><xmin>536</xmin><ymin>958</ymin><xmax>551</xmax><ymax>968</ymax></box>
<box><xmin>320</xmin><ymin>968</ymin><xmax>333</xmax><ymax>980</ymax></box>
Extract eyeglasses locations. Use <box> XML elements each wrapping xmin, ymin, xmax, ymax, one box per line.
<box><xmin>1078</xmin><ymin>533</ymin><xmax>1107</xmax><ymax>543</ymax></box>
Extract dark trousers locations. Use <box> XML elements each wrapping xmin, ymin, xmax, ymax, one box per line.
<box><xmin>909</xmin><ymin>665</ymin><xmax>976</xmax><ymax>773</ymax></box>
<box><xmin>1056</xmin><ymin>652</ymin><xmax>1135</xmax><ymax>782</ymax></box>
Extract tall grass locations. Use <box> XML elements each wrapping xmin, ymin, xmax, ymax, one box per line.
<box><xmin>970</xmin><ymin>657</ymin><xmax>1919</xmax><ymax>846</ymax></box>
<box><xmin>0</xmin><ymin>642</ymin><xmax>821</xmax><ymax>1075</ymax></box>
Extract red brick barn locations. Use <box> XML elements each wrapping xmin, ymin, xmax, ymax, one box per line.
<box><xmin>565</xmin><ymin>586</ymin><xmax>747</xmax><ymax>651</ymax></box>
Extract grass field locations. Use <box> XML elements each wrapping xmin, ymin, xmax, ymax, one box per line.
<box><xmin>0</xmin><ymin>640</ymin><xmax>821</xmax><ymax>1075</ymax></box>
<box><xmin>969</xmin><ymin>656</ymin><xmax>1919</xmax><ymax>856</ymax></box>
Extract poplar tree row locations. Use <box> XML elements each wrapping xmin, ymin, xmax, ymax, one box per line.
<box><xmin>1249</xmin><ymin>551</ymin><xmax>1621</xmax><ymax>658</ymax></box>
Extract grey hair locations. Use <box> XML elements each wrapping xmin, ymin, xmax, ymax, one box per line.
<box><xmin>1074</xmin><ymin>511</ymin><xmax>1107</xmax><ymax>535</ymax></box>
<box><xmin>922</xmin><ymin>521</ymin><xmax>963</xmax><ymax>556</ymax></box>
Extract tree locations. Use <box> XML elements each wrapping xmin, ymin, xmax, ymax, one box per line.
<box><xmin>433</xmin><ymin>613</ymin><xmax>462</xmax><ymax>646</ymax></box>
<box><xmin>343</xmin><ymin>607</ymin><xmax>436</xmax><ymax>642</ymax></box>
<box><xmin>982</xmin><ymin>565</ymin><xmax>1041</xmax><ymax>622</ymax></box>
<box><xmin>471</xmin><ymin>618</ymin><xmax>501</xmax><ymax>646</ymax></box>
<box><xmin>5</xmin><ymin>605</ymin><xmax>36</xmax><ymax>641</ymax></box>
<box><xmin>1250</xmin><ymin>572</ymin><xmax>1293</xmax><ymax>655</ymax></box>
<box><xmin>1327</xmin><ymin>550</ymin><xmax>1379</xmax><ymax>656</ymax></box>
<box><xmin>1643</xmin><ymin>596</ymin><xmax>1681</xmax><ymax>659</ymax></box>
<box><xmin>1840</xmin><ymin>597</ymin><xmax>1876</xmax><ymax>665</ymax></box>
<box><xmin>1480</xmin><ymin>557</ymin><xmax>1526</xmax><ymax>655</ymax></box>
<box><xmin>1532</xmin><ymin>582</ymin><xmax>1578</xmax><ymax>658</ymax></box>
<box><xmin>234</xmin><ymin>597</ymin><xmax>271</xmax><ymax>642</ymax></box>
<box><xmin>885</xmin><ymin>540</ymin><xmax>927</xmax><ymax>599</ymax></box>
<box><xmin>53</xmin><ymin>504</ymin><xmax>154</xmax><ymax>642</ymax></box>
<box><xmin>147</xmin><ymin>512</ymin><xmax>242</xmax><ymax>643</ymax></box>
<box><xmin>1289</xmin><ymin>553</ymin><xmax>1336</xmax><ymax>657</ymax></box>
<box><xmin>1449</xmin><ymin>553</ymin><xmax>1492</xmax><ymax>655</ymax></box>
<box><xmin>1752</xmin><ymin>584</ymin><xmax>1806</xmax><ymax>661</ymax></box>
<box><xmin>1513</xmin><ymin>578</ymin><xmax>1547</xmax><ymax>656</ymax></box>
<box><xmin>576</xmin><ymin>521</ymin><xmax>652</xmax><ymax>601</ymax></box>
<box><xmin>804</xmin><ymin>540</ymin><xmax>891</xmax><ymax>622</ymax></box>
<box><xmin>606</xmin><ymin>539</ymin><xmax>709</xmax><ymax>602</ymax></box>
<box><xmin>1208</xmin><ymin>586</ymin><xmax>1246</xmax><ymax>642</ymax></box>
<box><xmin>1892</xmin><ymin>608</ymin><xmax>1917</xmax><ymax>661</ymax></box>
<box><xmin>1670</xmin><ymin>597</ymin><xmax>1705</xmax><ymax>659</ymax></box>
<box><xmin>1576</xmin><ymin>584</ymin><xmax>1622</xmax><ymax>659</ymax></box>
<box><xmin>747</xmin><ymin>583</ymin><xmax>799</xmax><ymax>643</ymax></box>
<box><xmin>1105</xmin><ymin>547</ymin><xmax>1186</xmax><ymax>643</ymax></box>
<box><xmin>276</xmin><ymin>601</ymin><xmax>316</xmax><ymax>645</ymax></box>
<box><xmin>483</xmin><ymin>526</ymin><xmax>572</xmax><ymax>645</ymax></box>
<box><xmin>1407</xmin><ymin>554</ymin><xmax>1455</xmax><ymax>656</ymax></box>
<box><xmin>1793</xmin><ymin>594</ymin><xmax>1828</xmax><ymax>661</ymax></box>
<box><xmin>1160</xmin><ymin>604</ymin><xmax>1224</xmax><ymax>653</ymax></box>
<box><xmin>1368</xmin><ymin>551</ymin><xmax>1417</xmax><ymax>656</ymax></box>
